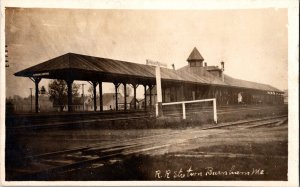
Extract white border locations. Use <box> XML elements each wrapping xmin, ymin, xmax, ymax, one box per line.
<box><xmin>1</xmin><ymin>0</ymin><xmax>299</xmax><ymax>186</ymax></box>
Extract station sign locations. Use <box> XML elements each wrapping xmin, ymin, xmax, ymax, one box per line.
<box><xmin>33</xmin><ymin>72</ymin><xmax>50</xmax><ymax>76</ymax></box>
<box><xmin>146</xmin><ymin>59</ymin><xmax>168</xmax><ymax>68</ymax></box>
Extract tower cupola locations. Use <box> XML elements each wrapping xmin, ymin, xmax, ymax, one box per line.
<box><xmin>187</xmin><ymin>47</ymin><xmax>204</xmax><ymax>67</ymax></box>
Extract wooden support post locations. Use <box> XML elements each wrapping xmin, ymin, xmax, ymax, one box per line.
<box><xmin>213</xmin><ymin>98</ymin><xmax>217</xmax><ymax>124</ymax></box>
<box><xmin>144</xmin><ymin>84</ymin><xmax>147</xmax><ymax>110</ymax></box>
<box><xmin>133</xmin><ymin>84</ymin><xmax>137</xmax><ymax>110</ymax></box>
<box><xmin>182</xmin><ymin>103</ymin><xmax>186</xmax><ymax>119</ymax></box>
<box><xmin>92</xmin><ymin>81</ymin><xmax>98</xmax><ymax>111</ymax></box>
<box><xmin>66</xmin><ymin>79</ymin><xmax>74</xmax><ymax>112</ymax></box>
<box><xmin>115</xmin><ymin>84</ymin><xmax>118</xmax><ymax>110</ymax></box>
<box><xmin>33</xmin><ymin>77</ymin><xmax>41</xmax><ymax>113</ymax></box>
<box><xmin>30</xmin><ymin>88</ymin><xmax>33</xmax><ymax>112</ymax></box>
<box><xmin>114</xmin><ymin>83</ymin><xmax>120</xmax><ymax>111</ymax></box>
<box><xmin>99</xmin><ymin>82</ymin><xmax>103</xmax><ymax>112</ymax></box>
<box><xmin>123</xmin><ymin>83</ymin><xmax>127</xmax><ymax>110</ymax></box>
<box><xmin>162</xmin><ymin>86</ymin><xmax>165</xmax><ymax>103</ymax></box>
<box><xmin>149</xmin><ymin>85</ymin><xmax>152</xmax><ymax>109</ymax></box>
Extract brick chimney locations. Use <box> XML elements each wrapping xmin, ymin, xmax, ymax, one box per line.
<box><xmin>221</xmin><ymin>61</ymin><xmax>224</xmax><ymax>71</ymax></box>
<box><xmin>220</xmin><ymin>61</ymin><xmax>225</xmax><ymax>82</ymax></box>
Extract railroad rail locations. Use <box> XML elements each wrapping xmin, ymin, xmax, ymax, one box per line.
<box><xmin>7</xmin><ymin>115</ymin><xmax>288</xmax><ymax>180</ymax></box>
<box><xmin>7</xmin><ymin>111</ymin><xmax>150</xmax><ymax>130</ymax></box>
<box><xmin>7</xmin><ymin>105</ymin><xmax>286</xmax><ymax>130</ymax></box>
<box><xmin>164</xmin><ymin>105</ymin><xmax>287</xmax><ymax>117</ymax></box>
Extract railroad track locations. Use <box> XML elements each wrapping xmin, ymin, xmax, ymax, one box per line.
<box><xmin>163</xmin><ymin>105</ymin><xmax>287</xmax><ymax>117</ymax></box>
<box><xmin>7</xmin><ymin>105</ymin><xmax>286</xmax><ymax>130</ymax></box>
<box><xmin>7</xmin><ymin>112</ymin><xmax>150</xmax><ymax>131</ymax></box>
<box><xmin>7</xmin><ymin>110</ymin><xmax>148</xmax><ymax>124</ymax></box>
<box><xmin>8</xmin><ymin>115</ymin><xmax>288</xmax><ymax>180</ymax></box>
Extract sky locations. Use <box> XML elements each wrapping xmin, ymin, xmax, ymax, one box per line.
<box><xmin>5</xmin><ymin>8</ymin><xmax>288</xmax><ymax>98</ymax></box>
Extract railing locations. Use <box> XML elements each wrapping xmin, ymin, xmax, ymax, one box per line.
<box><xmin>159</xmin><ymin>98</ymin><xmax>217</xmax><ymax>123</ymax></box>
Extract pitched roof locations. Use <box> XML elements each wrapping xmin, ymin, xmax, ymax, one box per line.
<box><xmin>15</xmin><ymin>53</ymin><xmax>156</xmax><ymax>80</ymax></box>
<box><xmin>15</xmin><ymin>52</ymin><xmax>282</xmax><ymax>93</ymax></box>
<box><xmin>187</xmin><ymin>47</ymin><xmax>204</xmax><ymax>61</ymax></box>
<box><xmin>176</xmin><ymin>65</ymin><xmax>227</xmax><ymax>85</ymax></box>
<box><xmin>14</xmin><ymin>53</ymin><xmax>225</xmax><ymax>85</ymax></box>
<box><xmin>177</xmin><ymin>65</ymin><xmax>282</xmax><ymax>92</ymax></box>
<box><xmin>223</xmin><ymin>74</ymin><xmax>282</xmax><ymax>92</ymax></box>
<box><xmin>203</xmin><ymin>66</ymin><xmax>222</xmax><ymax>71</ymax></box>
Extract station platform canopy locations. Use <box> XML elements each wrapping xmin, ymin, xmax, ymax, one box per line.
<box><xmin>15</xmin><ymin>52</ymin><xmax>282</xmax><ymax>93</ymax></box>
<box><xmin>15</xmin><ymin>53</ymin><xmax>227</xmax><ymax>86</ymax></box>
<box><xmin>15</xmin><ymin>52</ymin><xmax>283</xmax><ymax>113</ymax></box>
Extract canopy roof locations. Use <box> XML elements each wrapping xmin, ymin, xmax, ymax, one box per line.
<box><xmin>15</xmin><ymin>53</ymin><xmax>157</xmax><ymax>85</ymax></box>
<box><xmin>15</xmin><ymin>52</ymin><xmax>283</xmax><ymax>93</ymax></box>
<box><xmin>223</xmin><ymin>74</ymin><xmax>282</xmax><ymax>92</ymax></box>
<box><xmin>177</xmin><ymin>65</ymin><xmax>283</xmax><ymax>92</ymax></box>
<box><xmin>14</xmin><ymin>53</ymin><xmax>225</xmax><ymax>85</ymax></box>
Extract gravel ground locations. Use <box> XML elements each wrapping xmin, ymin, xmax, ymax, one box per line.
<box><xmin>56</xmin><ymin>122</ymin><xmax>288</xmax><ymax>181</ymax></box>
<box><xmin>8</xmin><ymin>121</ymin><xmax>287</xmax><ymax>181</ymax></box>
<box><xmin>5</xmin><ymin>105</ymin><xmax>288</xmax><ymax>180</ymax></box>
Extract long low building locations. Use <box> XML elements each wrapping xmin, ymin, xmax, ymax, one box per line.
<box><xmin>15</xmin><ymin>47</ymin><xmax>284</xmax><ymax>113</ymax></box>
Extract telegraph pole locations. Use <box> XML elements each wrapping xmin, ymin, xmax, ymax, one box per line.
<box><xmin>5</xmin><ymin>45</ymin><xmax>9</xmax><ymax>67</ymax></box>
<box><xmin>81</xmin><ymin>84</ymin><xmax>85</xmax><ymax>111</ymax></box>
<box><xmin>30</xmin><ymin>88</ymin><xmax>33</xmax><ymax>112</ymax></box>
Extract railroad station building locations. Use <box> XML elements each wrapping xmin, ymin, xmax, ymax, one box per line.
<box><xmin>15</xmin><ymin>47</ymin><xmax>284</xmax><ymax>113</ymax></box>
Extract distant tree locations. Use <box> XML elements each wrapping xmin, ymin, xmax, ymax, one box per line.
<box><xmin>6</xmin><ymin>98</ymin><xmax>14</xmax><ymax>114</ymax></box>
<box><xmin>13</xmin><ymin>95</ymin><xmax>23</xmax><ymax>101</ymax></box>
<box><xmin>48</xmin><ymin>80</ymin><xmax>80</xmax><ymax>111</ymax></box>
<box><xmin>87</xmin><ymin>85</ymin><xmax>100</xmax><ymax>98</ymax></box>
<box><xmin>118</xmin><ymin>84</ymin><xmax>133</xmax><ymax>97</ymax></box>
<box><xmin>88</xmin><ymin>85</ymin><xmax>94</xmax><ymax>98</ymax></box>
<box><xmin>40</xmin><ymin>85</ymin><xmax>46</xmax><ymax>94</ymax></box>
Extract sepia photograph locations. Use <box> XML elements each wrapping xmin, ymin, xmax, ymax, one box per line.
<box><xmin>0</xmin><ymin>0</ymin><xmax>298</xmax><ymax>186</ymax></box>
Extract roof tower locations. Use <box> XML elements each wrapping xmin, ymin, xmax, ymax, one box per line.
<box><xmin>187</xmin><ymin>47</ymin><xmax>204</xmax><ymax>67</ymax></box>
